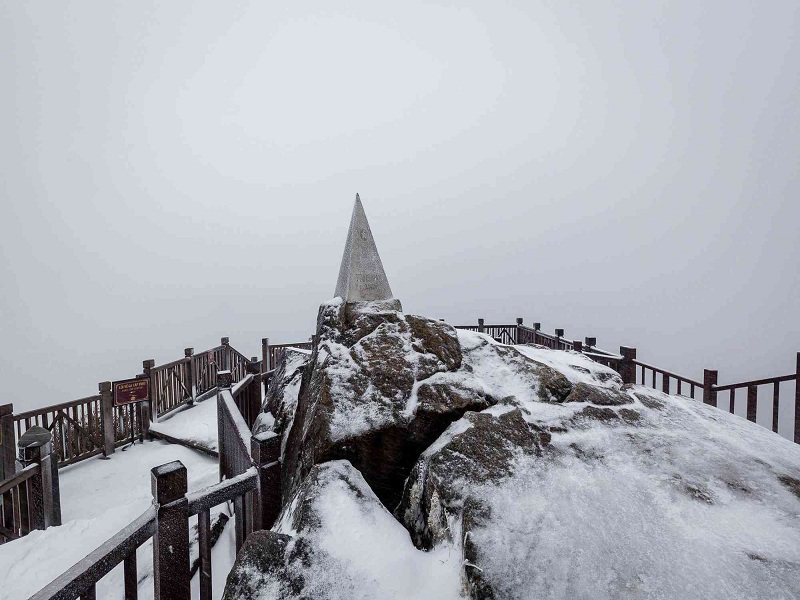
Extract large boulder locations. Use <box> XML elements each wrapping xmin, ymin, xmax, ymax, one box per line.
<box><xmin>282</xmin><ymin>299</ymin><xmax>494</xmax><ymax>510</ymax></box>
<box><xmin>229</xmin><ymin>307</ymin><xmax>800</xmax><ymax>600</ymax></box>
<box><xmin>399</xmin><ymin>384</ymin><xmax>800</xmax><ymax>599</ymax></box>
<box><xmin>223</xmin><ymin>461</ymin><xmax>463</xmax><ymax>600</ymax></box>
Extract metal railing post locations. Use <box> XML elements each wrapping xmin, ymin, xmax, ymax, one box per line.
<box><xmin>185</xmin><ymin>348</ymin><xmax>195</xmax><ymax>405</ymax></box>
<box><xmin>794</xmin><ymin>352</ymin><xmax>800</xmax><ymax>444</ymax></box>
<box><xmin>251</xmin><ymin>431</ymin><xmax>281</xmax><ymax>531</ymax></box>
<box><xmin>143</xmin><ymin>359</ymin><xmax>156</xmax><ymax>420</ymax></box>
<box><xmin>99</xmin><ymin>382</ymin><xmax>115</xmax><ymax>458</ymax></box>
<box><xmin>619</xmin><ymin>347</ymin><xmax>637</xmax><ymax>385</ymax></box>
<box><xmin>703</xmin><ymin>369</ymin><xmax>718</xmax><ymax>406</ymax></box>
<box><xmin>0</xmin><ymin>403</ymin><xmax>15</xmax><ymax>479</ymax></box>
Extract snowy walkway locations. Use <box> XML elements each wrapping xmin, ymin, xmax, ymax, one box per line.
<box><xmin>0</xmin><ymin>439</ymin><xmax>236</xmax><ymax>600</ymax></box>
<box><xmin>149</xmin><ymin>396</ymin><xmax>219</xmax><ymax>455</ymax></box>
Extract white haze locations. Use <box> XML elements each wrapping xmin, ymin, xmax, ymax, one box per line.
<box><xmin>1</xmin><ymin>2</ymin><xmax>798</xmax><ymax>427</ymax></box>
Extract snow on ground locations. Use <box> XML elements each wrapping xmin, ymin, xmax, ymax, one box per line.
<box><xmin>149</xmin><ymin>396</ymin><xmax>219</xmax><ymax>454</ymax></box>
<box><xmin>0</xmin><ymin>439</ymin><xmax>235</xmax><ymax>600</ymax></box>
<box><xmin>467</xmin><ymin>386</ymin><xmax>800</xmax><ymax>599</ymax></box>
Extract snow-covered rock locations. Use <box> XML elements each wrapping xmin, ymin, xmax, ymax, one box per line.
<box><xmin>227</xmin><ymin>304</ymin><xmax>800</xmax><ymax>600</ymax></box>
<box><xmin>222</xmin><ymin>460</ymin><xmax>463</xmax><ymax>600</ymax></box>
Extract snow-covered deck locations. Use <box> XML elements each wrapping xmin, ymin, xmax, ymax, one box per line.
<box><xmin>148</xmin><ymin>395</ymin><xmax>219</xmax><ymax>455</ymax></box>
<box><xmin>0</xmin><ymin>439</ymin><xmax>235</xmax><ymax>600</ymax></box>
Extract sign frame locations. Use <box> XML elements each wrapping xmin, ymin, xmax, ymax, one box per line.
<box><xmin>112</xmin><ymin>377</ymin><xmax>150</xmax><ymax>407</ymax></box>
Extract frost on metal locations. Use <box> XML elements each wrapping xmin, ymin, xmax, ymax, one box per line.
<box><xmin>334</xmin><ymin>194</ymin><xmax>394</xmax><ymax>302</ymax></box>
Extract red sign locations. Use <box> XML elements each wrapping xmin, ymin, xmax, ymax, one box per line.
<box><xmin>113</xmin><ymin>378</ymin><xmax>150</xmax><ymax>407</ymax></box>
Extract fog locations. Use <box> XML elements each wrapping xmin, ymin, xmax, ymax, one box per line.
<box><xmin>2</xmin><ymin>2</ymin><xmax>798</xmax><ymax>426</ymax></box>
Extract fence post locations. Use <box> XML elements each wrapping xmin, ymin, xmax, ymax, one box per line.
<box><xmin>144</xmin><ymin>359</ymin><xmax>156</xmax><ymax>420</ymax></box>
<box><xmin>49</xmin><ymin>441</ymin><xmax>62</xmax><ymax>526</ymax></box>
<box><xmin>185</xmin><ymin>348</ymin><xmax>195</xmax><ymax>405</ymax></box>
<box><xmin>619</xmin><ymin>347</ymin><xmax>637</xmax><ymax>385</ymax></box>
<box><xmin>746</xmin><ymin>385</ymin><xmax>758</xmax><ymax>423</ymax></box>
<box><xmin>99</xmin><ymin>382</ymin><xmax>115</xmax><ymax>458</ymax></box>
<box><xmin>794</xmin><ymin>352</ymin><xmax>800</xmax><ymax>444</ymax></box>
<box><xmin>221</xmin><ymin>337</ymin><xmax>231</xmax><ymax>371</ymax></box>
<box><xmin>0</xmin><ymin>403</ymin><xmax>15</xmax><ymax>480</ymax></box>
<box><xmin>477</xmin><ymin>319</ymin><xmax>485</xmax><ymax>334</ymax></box>
<box><xmin>216</xmin><ymin>370</ymin><xmax>232</xmax><ymax>482</ymax></box>
<box><xmin>555</xmin><ymin>329</ymin><xmax>564</xmax><ymax>350</ymax></box>
<box><xmin>262</xmin><ymin>337</ymin><xmax>270</xmax><ymax>372</ymax></box>
<box><xmin>19</xmin><ymin>428</ymin><xmax>57</xmax><ymax>530</ymax></box>
<box><xmin>573</xmin><ymin>340</ymin><xmax>583</xmax><ymax>353</ymax></box>
<box><xmin>703</xmin><ymin>369</ymin><xmax>718</xmax><ymax>406</ymax></box>
<box><xmin>251</xmin><ymin>432</ymin><xmax>281</xmax><ymax>531</ymax></box>
<box><xmin>152</xmin><ymin>461</ymin><xmax>190</xmax><ymax>600</ymax></box>
<box><xmin>585</xmin><ymin>337</ymin><xmax>596</xmax><ymax>348</ymax></box>
<box><xmin>533</xmin><ymin>322</ymin><xmax>541</xmax><ymax>344</ymax></box>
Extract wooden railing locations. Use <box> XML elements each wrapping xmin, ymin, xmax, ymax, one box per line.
<box><xmin>0</xmin><ymin>430</ymin><xmax>60</xmax><ymax>545</ymax></box>
<box><xmin>145</xmin><ymin>337</ymin><xmax>255</xmax><ymax>419</ymax></box>
<box><xmin>261</xmin><ymin>338</ymin><xmax>314</xmax><ymax>372</ymax></box>
<box><xmin>30</xmin><ymin>373</ymin><xmax>281</xmax><ymax>600</ymax></box>
<box><xmin>0</xmin><ymin>337</ymin><xmax>256</xmax><ymax>480</ymax></box>
<box><xmin>457</xmin><ymin>317</ymin><xmax>800</xmax><ymax>444</ymax></box>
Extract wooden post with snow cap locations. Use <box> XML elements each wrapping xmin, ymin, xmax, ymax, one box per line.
<box><xmin>533</xmin><ymin>323</ymin><xmax>541</xmax><ymax>345</ymax></box>
<box><xmin>619</xmin><ymin>347</ymin><xmax>637</xmax><ymax>385</ymax></box>
<box><xmin>794</xmin><ymin>352</ymin><xmax>800</xmax><ymax>444</ymax></box>
<box><xmin>585</xmin><ymin>337</ymin><xmax>596</xmax><ymax>349</ymax></box>
<box><xmin>572</xmin><ymin>340</ymin><xmax>583</xmax><ymax>353</ymax></box>
<box><xmin>478</xmin><ymin>319</ymin><xmax>485</xmax><ymax>334</ymax></box>
<box><xmin>251</xmin><ymin>431</ymin><xmax>281</xmax><ymax>531</ymax></box>
<box><xmin>554</xmin><ymin>329</ymin><xmax>564</xmax><ymax>351</ymax></box>
<box><xmin>152</xmin><ymin>460</ymin><xmax>190</xmax><ymax>600</ymax></box>
<box><xmin>703</xmin><ymin>369</ymin><xmax>718</xmax><ymax>406</ymax></box>
<box><xmin>99</xmin><ymin>382</ymin><xmax>115</xmax><ymax>458</ymax></box>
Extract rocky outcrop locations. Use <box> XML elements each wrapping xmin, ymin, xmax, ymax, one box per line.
<box><xmin>281</xmin><ymin>299</ymin><xmax>498</xmax><ymax>511</ymax></box>
<box><xmin>227</xmin><ymin>302</ymin><xmax>800</xmax><ymax>600</ymax></box>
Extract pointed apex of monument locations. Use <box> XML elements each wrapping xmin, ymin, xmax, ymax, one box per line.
<box><xmin>334</xmin><ymin>195</ymin><xmax>394</xmax><ymax>302</ymax></box>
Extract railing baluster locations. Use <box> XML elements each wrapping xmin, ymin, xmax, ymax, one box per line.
<box><xmin>677</xmin><ymin>379</ymin><xmax>682</xmax><ymax>396</ymax></box>
<box><xmin>690</xmin><ymin>382</ymin><xmax>695</xmax><ymax>398</ymax></box>
<box><xmin>772</xmin><ymin>381</ymin><xmax>780</xmax><ymax>433</ymax></box>
<box><xmin>124</xmin><ymin>551</ymin><xmax>138</xmax><ymax>600</ymax></box>
<box><xmin>729</xmin><ymin>389</ymin><xmax>735</xmax><ymax>414</ymax></box>
<box><xmin>198</xmin><ymin>508</ymin><xmax>212</xmax><ymax>600</ymax></box>
<box><xmin>746</xmin><ymin>385</ymin><xmax>758</xmax><ymax>423</ymax></box>
<box><xmin>662</xmin><ymin>373</ymin><xmax>670</xmax><ymax>394</ymax></box>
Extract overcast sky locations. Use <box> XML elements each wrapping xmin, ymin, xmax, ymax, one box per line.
<box><xmin>1</xmin><ymin>1</ymin><xmax>798</xmax><ymax>434</ymax></box>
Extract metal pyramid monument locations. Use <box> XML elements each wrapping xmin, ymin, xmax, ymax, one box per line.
<box><xmin>334</xmin><ymin>194</ymin><xmax>394</xmax><ymax>302</ymax></box>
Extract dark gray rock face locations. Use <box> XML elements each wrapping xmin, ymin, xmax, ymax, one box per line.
<box><xmin>281</xmin><ymin>299</ymin><xmax>494</xmax><ymax>511</ymax></box>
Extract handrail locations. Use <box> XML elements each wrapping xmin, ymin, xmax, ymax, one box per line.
<box><xmin>713</xmin><ymin>373</ymin><xmax>796</xmax><ymax>392</ymax></box>
<box><xmin>0</xmin><ymin>463</ymin><xmax>39</xmax><ymax>495</ymax></box>
<box><xmin>632</xmin><ymin>359</ymin><xmax>704</xmax><ymax>388</ymax></box>
<box><xmin>232</xmin><ymin>374</ymin><xmax>254</xmax><ymax>397</ymax></box>
<box><xmin>187</xmin><ymin>467</ymin><xmax>257</xmax><ymax>516</ymax></box>
<box><xmin>29</xmin><ymin>506</ymin><xmax>156</xmax><ymax>600</ymax></box>
<box><xmin>13</xmin><ymin>396</ymin><xmax>101</xmax><ymax>420</ymax></box>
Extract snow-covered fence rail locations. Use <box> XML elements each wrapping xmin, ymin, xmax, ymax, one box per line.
<box><xmin>458</xmin><ymin>317</ymin><xmax>800</xmax><ymax>444</ymax></box>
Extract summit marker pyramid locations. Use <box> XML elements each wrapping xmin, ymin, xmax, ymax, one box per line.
<box><xmin>334</xmin><ymin>194</ymin><xmax>394</xmax><ymax>302</ymax></box>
